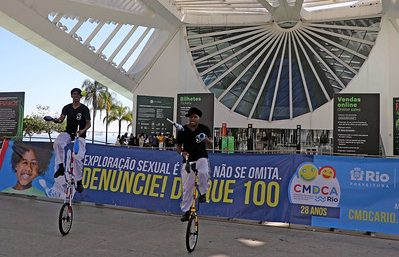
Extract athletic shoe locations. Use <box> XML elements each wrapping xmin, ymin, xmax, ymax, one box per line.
<box><xmin>181</xmin><ymin>211</ymin><xmax>190</xmax><ymax>222</ymax></box>
<box><xmin>76</xmin><ymin>180</ymin><xmax>84</xmax><ymax>193</ymax></box>
<box><xmin>198</xmin><ymin>194</ymin><xmax>207</xmax><ymax>203</ymax></box>
<box><xmin>54</xmin><ymin>164</ymin><xmax>65</xmax><ymax>178</ymax></box>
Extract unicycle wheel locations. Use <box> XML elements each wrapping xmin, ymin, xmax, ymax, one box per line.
<box><xmin>185</xmin><ymin>215</ymin><xmax>198</xmax><ymax>252</ymax></box>
<box><xmin>58</xmin><ymin>203</ymin><xmax>73</xmax><ymax>235</ymax></box>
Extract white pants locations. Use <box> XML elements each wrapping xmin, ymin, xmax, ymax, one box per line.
<box><xmin>180</xmin><ymin>157</ymin><xmax>210</xmax><ymax>212</ymax></box>
<box><xmin>54</xmin><ymin>132</ymin><xmax>86</xmax><ymax>180</ymax></box>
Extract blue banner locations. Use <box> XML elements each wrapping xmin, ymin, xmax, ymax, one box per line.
<box><xmin>286</xmin><ymin>155</ymin><xmax>399</xmax><ymax>234</ymax></box>
<box><xmin>75</xmin><ymin>145</ymin><xmax>183</xmax><ymax>213</ymax></box>
<box><xmin>1</xmin><ymin>141</ymin><xmax>399</xmax><ymax>234</ymax></box>
<box><xmin>74</xmin><ymin>145</ymin><xmax>312</xmax><ymax>220</ymax></box>
<box><xmin>310</xmin><ymin>155</ymin><xmax>399</xmax><ymax>234</ymax></box>
<box><xmin>206</xmin><ymin>153</ymin><xmax>312</xmax><ymax>221</ymax></box>
<box><xmin>204</xmin><ymin>154</ymin><xmax>312</xmax><ymax>222</ymax></box>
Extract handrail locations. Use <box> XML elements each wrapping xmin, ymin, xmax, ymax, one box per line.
<box><xmin>16</xmin><ymin>135</ymin><xmax>399</xmax><ymax>159</ymax></box>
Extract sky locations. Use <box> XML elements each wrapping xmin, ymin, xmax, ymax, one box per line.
<box><xmin>0</xmin><ymin>28</ymin><xmax>133</xmax><ymax>141</ymax></box>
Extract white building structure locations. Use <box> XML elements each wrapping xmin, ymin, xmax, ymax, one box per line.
<box><xmin>0</xmin><ymin>0</ymin><xmax>398</xmax><ymax>154</ymax></box>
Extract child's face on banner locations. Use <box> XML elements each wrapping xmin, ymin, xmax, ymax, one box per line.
<box><xmin>15</xmin><ymin>150</ymin><xmax>39</xmax><ymax>188</ymax></box>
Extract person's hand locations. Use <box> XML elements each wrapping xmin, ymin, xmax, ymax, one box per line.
<box><xmin>175</xmin><ymin>123</ymin><xmax>184</xmax><ymax>131</ymax></box>
<box><xmin>43</xmin><ymin>116</ymin><xmax>55</xmax><ymax>122</ymax></box>
<box><xmin>166</xmin><ymin>118</ymin><xmax>184</xmax><ymax>131</ymax></box>
<box><xmin>182</xmin><ymin>153</ymin><xmax>190</xmax><ymax>173</ymax></box>
<box><xmin>181</xmin><ymin>151</ymin><xmax>189</xmax><ymax>159</ymax></box>
<box><xmin>195</xmin><ymin>133</ymin><xmax>207</xmax><ymax>143</ymax></box>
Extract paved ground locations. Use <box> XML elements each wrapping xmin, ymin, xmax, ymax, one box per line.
<box><xmin>0</xmin><ymin>193</ymin><xmax>399</xmax><ymax>257</ymax></box>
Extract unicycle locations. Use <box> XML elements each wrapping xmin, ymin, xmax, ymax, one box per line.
<box><xmin>58</xmin><ymin>134</ymin><xmax>79</xmax><ymax>235</ymax></box>
<box><xmin>185</xmin><ymin>162</ymin><xmax>199</xmax><ymax>252</ymax></box>
<box><xmin>58</xmin><ymin>202</ymin><xmax>73</xmax><ymax>235</ymax></box>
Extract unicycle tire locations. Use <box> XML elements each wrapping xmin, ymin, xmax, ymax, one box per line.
<box><xmin>58</xmin><ymin>203</ymin><xmax>73</xmax><ymax>235</ymax></box>
<box><xmin>185</xmin><ymin>215</ymin><xmax>198</xmax><ymax>252</ymax></box>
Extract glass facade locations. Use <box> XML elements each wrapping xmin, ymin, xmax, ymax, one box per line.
<box><xmin>187</xmin><ymin>16</ymin><xmax>381</xmax><ymax>121</ymax></box>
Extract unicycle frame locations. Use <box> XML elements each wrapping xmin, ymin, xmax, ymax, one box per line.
<box><xmin>185</xmin><ymin>161</ymin><xmax>200</xmax><ymax>252</ymax></box>
<box><xmin>58</xmin><ymin>136</ymin><xmax>79</xmax><ymax>235</ymax></box>
<box><xmin>63</xmin><ymin>148</ymin><xmax>76</xmax><ymax>206</ymax></box>
<box><xmin>188</xmin><ymin>163</ymin><xmax>200</xmax><ymax>217</ymax></box>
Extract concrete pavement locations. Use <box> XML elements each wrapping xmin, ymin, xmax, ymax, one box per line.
<box><xmin>0</xmin><ymin>193</ymin><xmax>398</xmax><ymax>257</ymax></box>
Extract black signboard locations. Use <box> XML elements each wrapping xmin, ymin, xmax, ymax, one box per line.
<box><xmin>333</xmin><ymin>93</ymin><xmax>379</xmax><ymax>155</ymax></box>
<box><xmin>0</xmin><ymin>92</ymin><xmax>25</xmax><ymax>139</ymax></box>
<box><xmin>177</xmin><ymin>93</ymin><xmax>214</xmax><ymax>133</ymax></box>
<box><xmin>136</xmin><ymin>95</ymin><xmax>174</xmax><ymax>135</ymax></box>
<box><xmin>394</xmin><ymin>98</ymin><xmax>399</xmax><ymax>155</ymax></box>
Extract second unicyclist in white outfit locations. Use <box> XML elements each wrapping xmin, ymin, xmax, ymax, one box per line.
<box><xmin>176</xmin><ymin>107</ymin><xmax>213</xmax><ymax>222</ymax></box>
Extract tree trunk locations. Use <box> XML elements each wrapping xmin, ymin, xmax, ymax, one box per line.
<box><xmin>105</xmin><ymin>120</ymin><xmax>109</xmax><ymax>144</ymax></box>
<box><xmin>92</xmin><ymin>108</ymin><xmax>96</xmax><ymax>143</ymax></box>
<box><xmin>105</xmin><ymin>110</ymin><xmax>109</xmax><ymax>144</ymax></box>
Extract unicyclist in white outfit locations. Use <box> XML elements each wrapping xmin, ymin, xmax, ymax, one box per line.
<box><xmin>53</xmin><ymin>132</ymin><xmax>86</xmax><ymax>181</ymax></box>
<box><xmin>180</xmin><ymin>157</ymin><xmax>210</xmax><ymax>212</ymax></box>
<box><xmin>50</xmin><ymin>88</ymin><xmax>91</xmax><ymax>193</ymax></box>
<box><xmin>176</xmin><ymin>107</ymin><xmax>213</xmax><ymax>222</ymax></box>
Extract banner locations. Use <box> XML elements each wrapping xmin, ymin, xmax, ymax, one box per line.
<box><xmin>73</xmin><ymin>145</ymin><xmax>312</xmax><ymax>219</ymax></box>
<box><xmin>0</xmin><ymin>92</ymin><xmax>25</xmax><ymax>139</ymax></box>
<box><xmin>75</xmin><ymin>145</ymin><xmax>183</xmax><ymax>212</ymax></box>
<box><xmin>205</xmin><ymin>153</ymin><xmax>312</xmax><ymax>221</ymax></box>
<box><xmin>292</xmin><ymin>155</ymin><xmax>399</xmax><ymax>234</ymax></box>
<box><xmin>394</xmin><ymin>98</ymin><xmax>399</xmax><ymax>155</ymax></box>
<box><xmin>333</xmin><ymin>93</ymin><xmax>380</xmax><ymax>155</ymax></box>
<box><xmin>1</xmin><ymin>141</ymin><xmax>399</xmax><ymax>234</ymax></box>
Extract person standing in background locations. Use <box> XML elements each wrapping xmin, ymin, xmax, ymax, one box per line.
<box><xmin>157</xmin><ymin>133</ymin><xmax>165</xmax><ymax>150</ymax></box>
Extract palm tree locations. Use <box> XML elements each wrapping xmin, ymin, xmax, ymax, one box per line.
<box><xmin>125</xmin><ymin>110</ymin><xmax>133</xmax><ymax>132</ymax></box>
<box><xmin>98</xmin><ymin>90</ymin><xmax>114</xmax><ymax>144</ymax></box>
<box><xmin>107</xmin><ymin>103</ymin><xmax>132</xmax><ymax>136</ymax></box>
<box><xmin>81</xmin><ymin>79</ymin><xmax>107</xmax><ymax>143</ymax></box>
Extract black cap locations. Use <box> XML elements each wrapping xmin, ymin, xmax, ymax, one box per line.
<box><xmin>70</xmin><ymin>88</ymin><xmax>82</xmax><ymax>95</ymax></box>
<box><xmin>185</xmin><ymin>107</ymin><xmax>202</xmax><ymax>117</ymax></box>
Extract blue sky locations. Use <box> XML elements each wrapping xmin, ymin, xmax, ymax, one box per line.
<box><xmin>0</xmin><ymin>28</ymin><xmax>133</xmax><ymax>136</ymax></box>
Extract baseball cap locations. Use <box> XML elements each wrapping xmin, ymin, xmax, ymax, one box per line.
<box><xmin>185</xmin><ymin>107</ymin><xmax>202</xmax><ymax>117</ymax></box>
